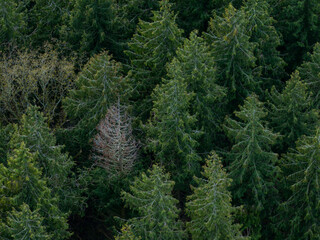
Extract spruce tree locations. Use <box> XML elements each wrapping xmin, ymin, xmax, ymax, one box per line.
<box><xmin>273</xmin><ymin>0</ymin><xmax>320</xmax><ymax>71</ymax></box>
<box><xmin>115</xmin><ymin>225</ymin><xmax>141</xmax><ymax>240</ymax></box>
<box><xmin>279</xmin><ymin>131</ymin><xmax>320</xmax><ymax>240</ymax></box>
<box><xmin>4</xmin><ymin>204</ymin><xmax>51</xmax><ymax>240</ymax></box>
<box><xmin>186</xmin><ymin>152</ymin><xmax>247</xmax><ymax>240</ymax></box>
<box><xmin>146</xmin><ymin>76</ymin><xmax>201</xmax><ymax>190</ymax></box>
<box><xmin>0</xmin><ymin>0</ymin><xmax>24</xmax><ymax>49</ymax></box>
<box><xmin>121</xmin><ymin>165</ymin><xmax>185</xmax><ymax>239</ymax></box>
<box><xmin>63</xmin><ymin>52</ymin><xmax>126</xmax><ymax>153</ymax></box>
<box><xmin>0</xmin><ymin>143</ymin><xmax>70</xmax><ymax>240</ymax></box>
<box><xmin>224</xmin><ymin>95</ymin><xmax>279</xmax><ymax>239</ymax></box>
<box><xmin>298</xmin><ymin>43</ymin><xmax>320</xmax><ymax>108</ymax></box>
<box><xmin>61</xmin><ymin>0</ymin><xmax>116</xmax><ymax>60</ymax></box>
<box><xmin>243</xmin><ymin>0</ymin><xmax>286</xmax><ymax>91</ymax></box>
<box><xmin>126</xmin><ymin>0</ymin><xmax>184</xmax><ymax>121</ymax></box>
<box><xmin>206</xmin><ymin>4</ymin><xmax>256</xmax><ymax>108</ymax></box>
<box><xmin>167</xmin><ymin>30</ymin><xmax>226</xmax><ymax>150</ymax></box>
<box><xmin>268</xmin><ymin>71</ymin><xmax>318</xmax><ymax>153</ymax></box>
<box><xmin>9</xmin><ymin>106</ymin><xmax>78</xmax><ymax>212</ymax></box>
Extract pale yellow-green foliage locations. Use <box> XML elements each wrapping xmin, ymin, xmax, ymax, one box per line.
<box><xmin>0</xmin><ymin>45</ymin><xmax>75</xmax><ymax>125</ymax></box>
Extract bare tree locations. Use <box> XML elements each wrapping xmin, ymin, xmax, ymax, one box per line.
<box><xmin>92</xmin><ymin>100</ymin><xmax>139</xmax><ymax>177</ymax></box>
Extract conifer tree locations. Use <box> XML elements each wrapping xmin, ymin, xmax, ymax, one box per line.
<box><xmin>121</xmin><ymin>165</ymin><xmax>185</xmax><ymax>239</ymax></box>
<box><xmin>0</xmin><ymin>143</ymin><xmax>70</xmax><ymax>240</ymax></box>
<box><xmin>279</xmin><ymin>130</ymin><xmax>320</xmax><ymax>240</ymax></box>
<box><xmin>61</xmin><ymin>0</ymin><xmax>116</xmax><ymax>60</ymax></box>
<box><xmin>298</xmin><ymin>43</ymin><xmax>320</xmax><ymax>108</ymax></box>
<box><xmin>115</xmin><ymin>224</ymin><xmax>141</xmax><ymax>240</ymax></box>
<box><xmin>126</xmin><ymin>0</ymin><xmax>184</xmax><ymax>121</ymax></box>
<box><xmin>186</xmin><ymin>152</ymin><xmax>247</xmax><ymax>240</ymax></box>
<box><xmin>224</xmin><ymin>95</ymin><xmax>279</xmax><ymax>239</ymax></box>
<box><xmin>63</xmin><ymin>52</ymin><xmax>126</xmax><ymax>151</ymax></box>
<box><xmin>146</xmin><ymin>76</ymin><xmax>201</xmax><ymax>190</ymax></box>
<box><xmin>273</xmin><ymin>0</ymin><xmax>320</xmax><ymax>70</ymax></box>
<box><xmin>167</xmin><ymin>30</ymin><xmax>226</xmax><ymax>150</ymax></box>
<box><xmin>0</xmin><ymin>0</ymin><xmax>24</xmax><ymax>49</ymax></box>
<box><xmin>268</xmin><ymin>71</ymin><xmax>318</xmax><ymax>153</ymax></box>
<box><xmin>243</xmin><ymin>0</ymin><xmax>286</xmax><ymax>91</ymax></box>
<box><xmin>9</xmin><ymin>106</ymin><xmax>78</xmax><ymax>212</ymax></box>
<box><xmin>4</xmin><ymin>204</ymin><xmax>51</xmax><ymax>240</ymax></box>
<box><xmin>206</xmin><ymin>4</ymin><xmax>256</xmax><ymax>108</ymax></box>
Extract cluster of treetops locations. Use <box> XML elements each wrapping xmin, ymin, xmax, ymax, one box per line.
<box><xmin>1</xmin><ymin>0</ymin><xmax>320</xmax><ymax>239</ymax></box>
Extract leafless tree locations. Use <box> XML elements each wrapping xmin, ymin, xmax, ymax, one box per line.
<box><xmin>92</xmin><ymin>100</ymin><xmax>139</xmax><ymax>177</ymax></box>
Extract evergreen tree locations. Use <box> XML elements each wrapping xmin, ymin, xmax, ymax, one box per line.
<box><xmin>146</xmin><ymin>76</ymin><xmax>201</xmax><ymax>190</ymax></box>
<box><xmin>267</xmin><ymin>71</ymin><xmax>318</xmax><ymax>153</ymax></box>
<box><xmin>0</xmin><ymin>142</ymin><xmax>70</xmax><ymax>240</ymax></box>
<box><xmin>206</xmin><ymin>4</ymin><xmax>257</xmax><ymax>108</ymax></box>
<box><xmin>63</xmin><ymin>52</ymin><xmax>126</xmax><ymax>154</ymax></box>
<box><xmin>172</xmin><ymin>0</ymin><xmax>229</xmax><ymax>35</ymax></box>
<box><xmin>126</xmin><ymin>0</ymin><xmax>184</xmax><ymax>121</ymax></box>
<box><xmin>224</xmin><ymin>95</ymin><xmax>279</xmax><ymax>239</ymax></box>
<box><xmin>243</xmin><ymin>0</ymin><xmax>286</xmax><ymax>91</ymax></box>
<box><xmin>273</xmin><ymin>0</ymin><xmax>320</xmax><ymax>71</ymax></box>
<box><xmin>0</xmin><ymin>0</ymin><xmax>24</xmax><ymax>49</ymax></box>
<box><xmin>4</xmin><ymin>204</ymin><xmax>51</xmax><ymax>240</ymax></box>
<box><xmin>9</xmin><ymin>106</ymin><xmax>79</xmax><ymax>212</ymax></box>
<box><xmin>186</xmin><ymin>152</ymin><xmax>247</xmax><ymax>240</ymax></box>
<box><xmin>167</xmin><ymin>30</ymin><xmax>226</xmax><ymax>150</ymax></box>
<box><xmin>279</xmin><ymin>131</ymin><xmax>320</xmax><ymax>240</ymax></box>
<box><xmin>121</xmin><ymin>165</ymin><xmax>185</xmax><ymax>239</ymax></box>
<box><xmin>61</xmin><ymin>0</ymin><xmax>117</xmax><ymax>60</ymax></box>
<box><xmin>298</xmin><ymin>43</ymin><xmax>320</xmax><ymax>108</ymax></box>
<box><xmin>115</xmin><ymin>224</ymin><xmax>141</xmax><ymax>240</ymax></box>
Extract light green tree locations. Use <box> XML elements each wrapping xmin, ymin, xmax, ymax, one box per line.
<box><xmin>0</xmin><ymin>143</ymin><xmax>70</xmax><ymax>240</ymax></box>
<box><xmin>167</xmin><ymin>30</ymin><xmax>226</xmax><ymax>150</ymax></box>
<box><xmin>268</xmin><ymin>71</ymin><xmax>318</xmax><ymax>153</ymax></box>
<box><xmin>186</xmin><ymin>152</ymin><xmax>248</xmax><ymax>240</ymax></box>
<box><xmin>121</xmin><ymin>165</ymin><xmax>185</xmax><ymax>239</ymax></box>
<box><xmin>126</xmin><ymin>0</ymin><xmax>184</xmax><ymax>121</ymax></box>
<box><xmin>146</xmin><ymin>76</ymin><xmax>201</xmax><ymax>190</ymax></box>
<box><xmin>224</xmin><ymin>95</ymin><xmax>279</xmax><ymax>239</ymax></box>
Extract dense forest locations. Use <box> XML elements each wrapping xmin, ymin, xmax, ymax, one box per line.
<box><xmin>1</xmin><ymin>0</ymin><xmax>320</xmax><ymax>239</ymax></box>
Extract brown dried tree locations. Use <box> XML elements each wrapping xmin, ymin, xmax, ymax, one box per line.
<box><xmin>92</xmin><ymin>101</ymin><xmax>139</xmax><ymax>177</ymax></box>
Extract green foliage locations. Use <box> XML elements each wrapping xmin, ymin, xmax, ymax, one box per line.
<box><xmin>186</xmin><ymin>152</ymin><xmax>248</xmax><ymax>240</ymax></box>
<box><xmin>243</xmin><ymin>0</ymin><xmax>286</xmax><ymax>90</ymax></box>
<box><xmin>63</xmin><ymin>52</ymin><xmax>126</xmax><ymax>151</ymax></box>
<box><xmin>126</xmin><ymin>0</ymin><xmax>184</xmax><ymax>121</ymax></box>
<box><xmin>206</xmin><ymin>4</ymin><xmax>257</xmax><ymax>106</ymax></box>
<box><xmin>0</xmin><ymin>123</ymin><xmax>13</xmax><ymax>164</ymax></box>
<box><xmin>167</xmin><ymin>30</ymin><xmax>226</xmax><ymax>149</ymax></box>
<box><xmin>121</xmin><ymin>165</ymin><xmax>185</xmax><ymax>239</ymax></box>
<box><xmin>279</xmin><ymin>130</ymin><xmax>320</xmax><ymax>240</ymax></box>
<box><xmin>0</xmin><ymin>46</ymin><xmax>75</xmax><ymax>125</ymax></box>
<box><xmin>224</xmin><ymin>95</ymin><xmax>279</xmax><ymax>239</ymax></box>
<box><xmin>268</xmin><ymin>71</ymin><xmax>318</xmax><ymax>153</ymax></box>
<box><xmin>8</xmin><ymin>106</ymin><xmax>83</xmax><ymax>213</ymax></box>
<box><xmin>172</xmin><ymin>0</ymin><xmax>228</xmax><ymax>35</ymax></box>
<box><xmin>61</xmin><ymin>0</ymin><xmax>116</xmax><ymax>60</ymax></box>
<box><xmin>0</xmin><ymin>142</ymin><xmax>70</xmax><ymax>240</ymax></box>
<box><xmin>0</xmin><ymin>0</ymin><xmax>25</xmax><ymax>49</ymax></box>
<box><xmin>146</xmin><ymin>75</ymin><xmax>201</xmax><ymax>190</ymax></box>
<box><xmin>4</xmin><ymin>203</ymin><xmax>51</xmax><ymax>240</ymax></box>
<box><xmin>273</xmin><ymin>0</ymin><xmax>320</xmax><ymax>70</ymax></box>
<box><xmin>24</xmin><ymin>0</ymin><xmax>72</xmax><ymax>47</ymax></box>
<box><xmin>115</xmin><ymin>224</ymin><xmax>141</xmax><ymax>240</ymax></box>
<box><xmin>298</xmin><ymin>43</ymin><xmax>320</xmax><ymax>108</ymax></box>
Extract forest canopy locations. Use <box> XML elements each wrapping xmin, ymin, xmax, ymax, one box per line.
<box><xmin>1</xmin><ymin>0</ymin><xmax>320</xmax><ymax>239</ymax></box>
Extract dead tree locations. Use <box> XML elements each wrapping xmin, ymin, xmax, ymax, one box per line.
<box><xmin>92</xmin><ymin>101</ymin><xmax>139</xmax><ymax>177</ymax></box>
